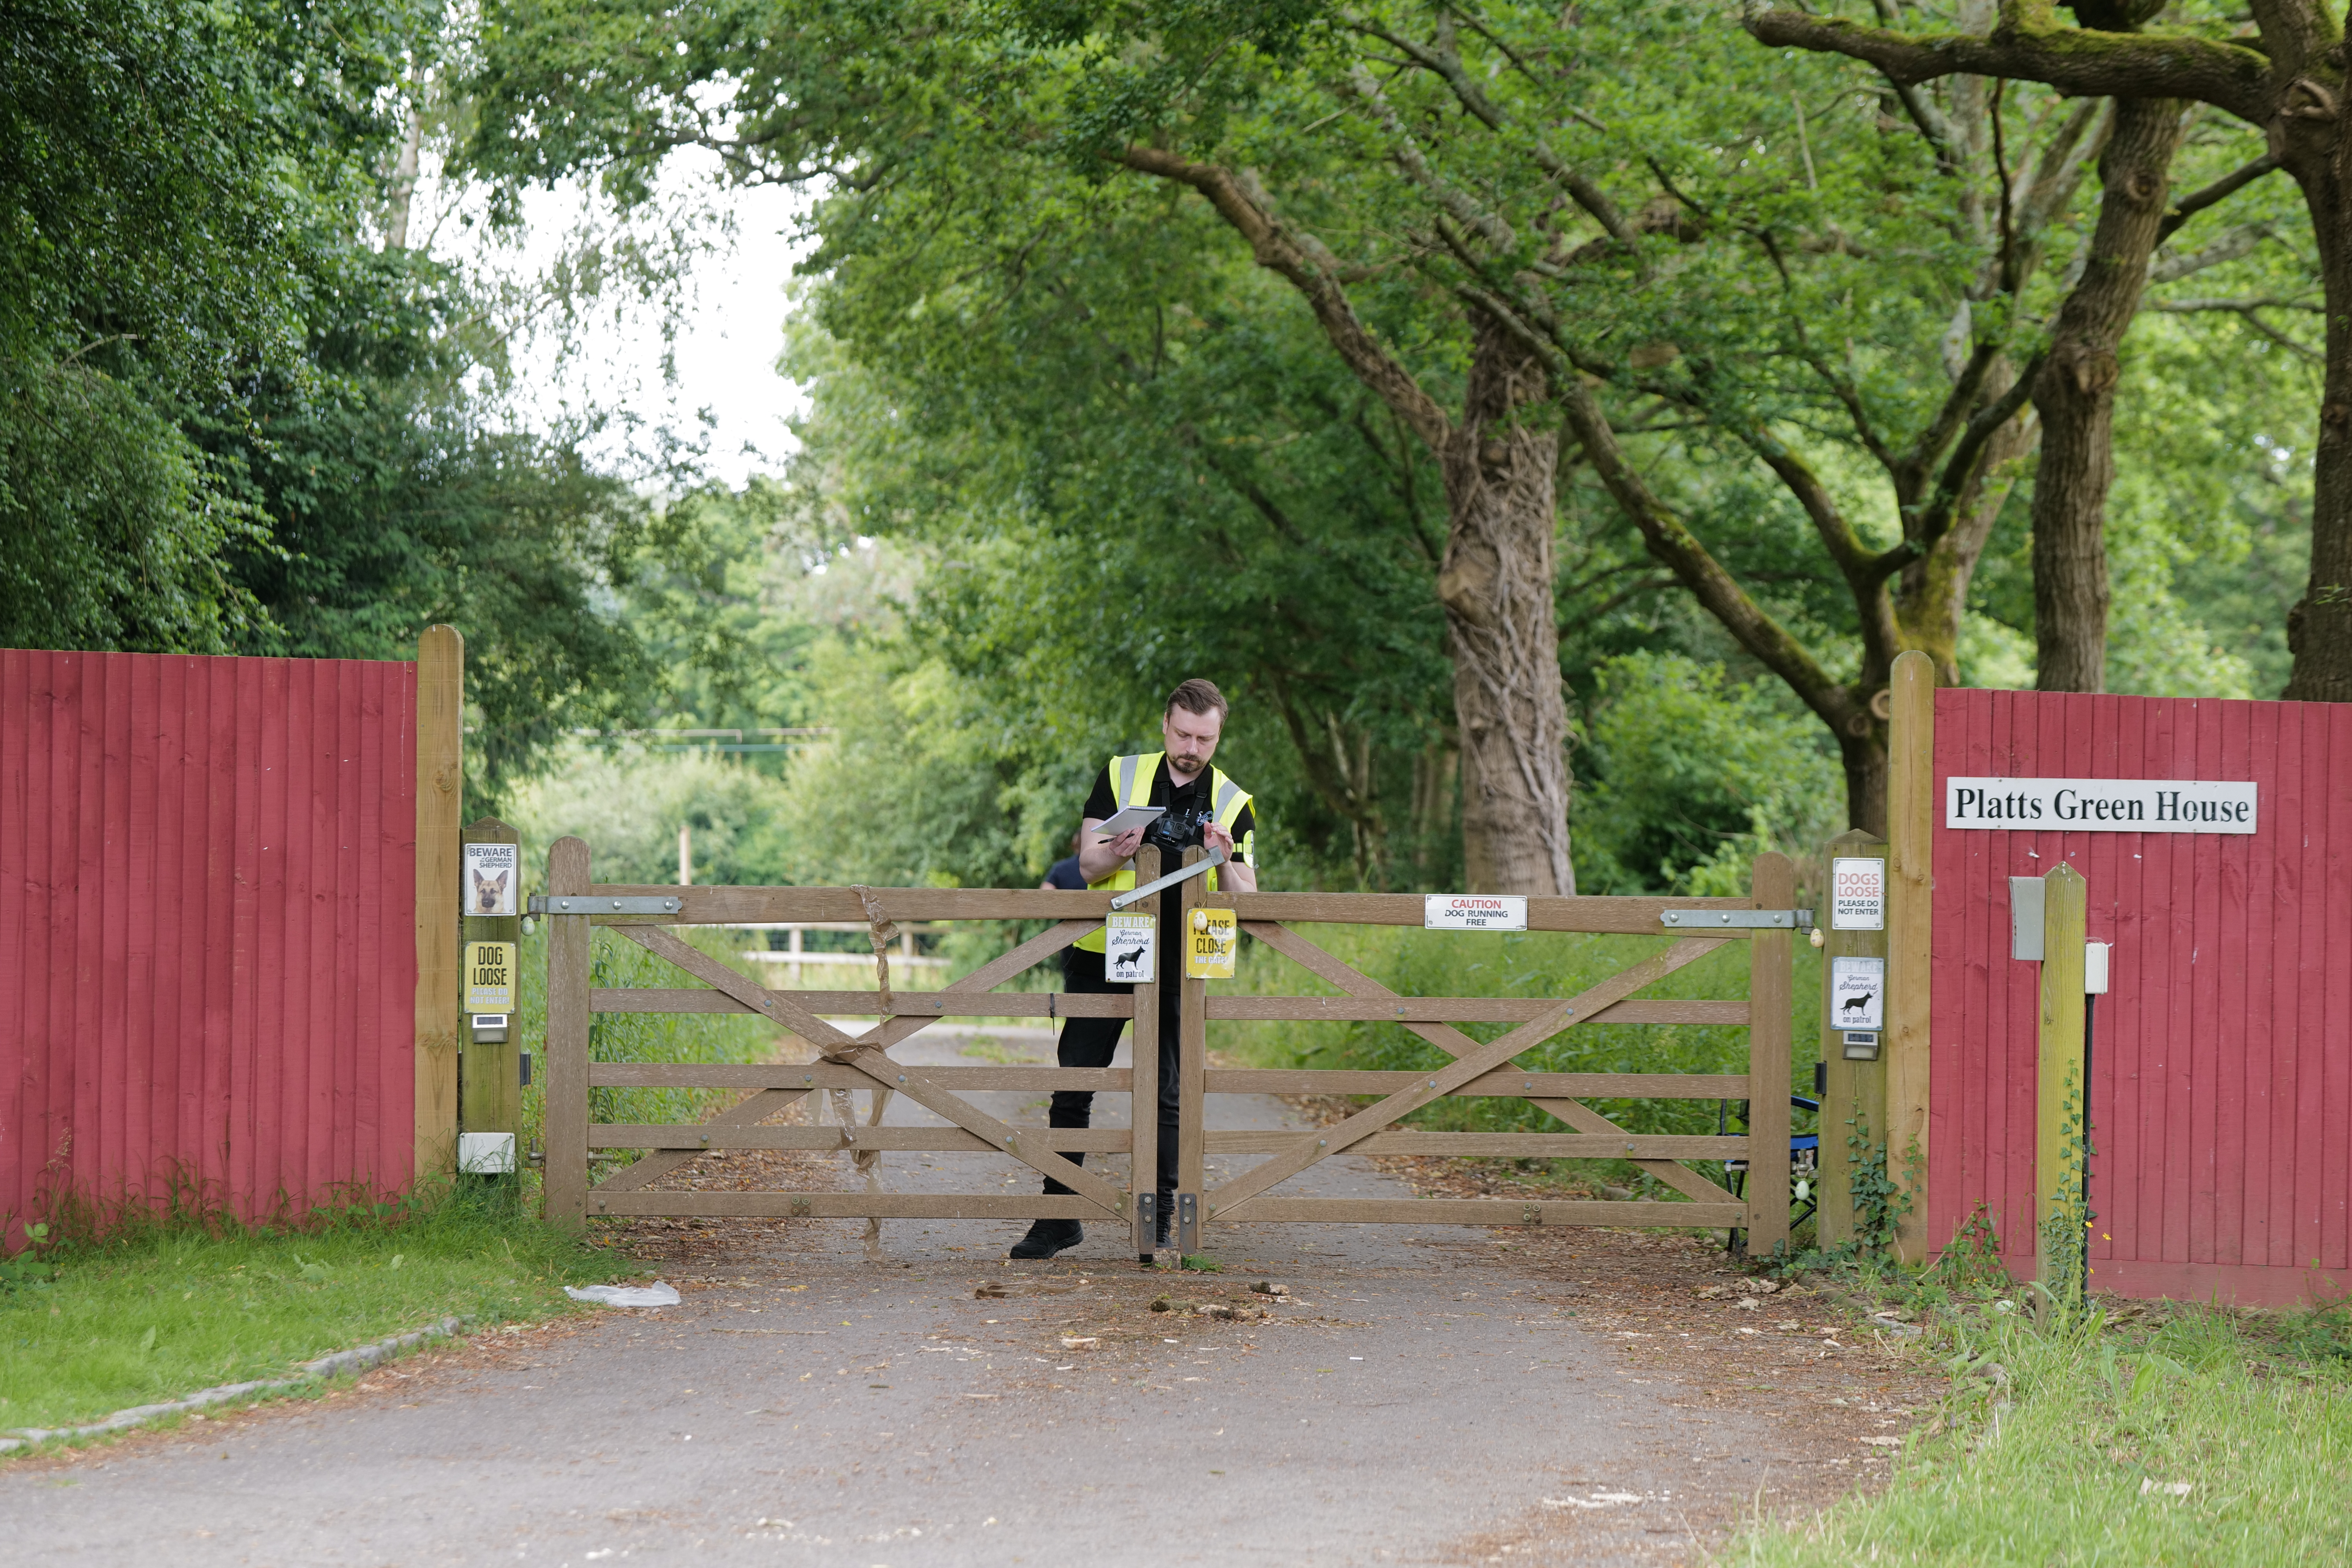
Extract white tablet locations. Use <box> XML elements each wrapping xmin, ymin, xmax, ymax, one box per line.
<box><xmin>1089</xmin><ymin>804</ymin><xmax>1166</xmax><ymax>838</ymax></box>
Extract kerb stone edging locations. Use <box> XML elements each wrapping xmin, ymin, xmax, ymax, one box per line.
<box><xmin>0</xmin><ymin>1315</ymin><xmax>471</xmax><ymax>1455</ymax></box>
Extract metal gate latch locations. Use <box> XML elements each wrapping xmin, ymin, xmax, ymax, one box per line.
<box><xmin>1659</xmin><ymin>908</ymin><xmax>1814</xmax><ymax>930</ymax></box>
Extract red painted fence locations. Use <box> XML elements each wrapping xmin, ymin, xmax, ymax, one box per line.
<box><xmin>1931</xmin><ymin>688</ymin><xmax>2352</xmax><ymax>1307</ymax></box>
<box><xmin>1</xmin><ymin>650</ymin><xmax>418</xmax><ymax>1244</ymax></box>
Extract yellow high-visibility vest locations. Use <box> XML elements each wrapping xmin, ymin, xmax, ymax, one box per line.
<box><xmin>1073</xmin><ymin>751</ymin><xmax>1253</xmax><ymax>954</ymax></box>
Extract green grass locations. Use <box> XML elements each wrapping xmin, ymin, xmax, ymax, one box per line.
<box><xmin>1728</xmin><ymin>1291</ymin><xmax>2352</xmax><ymax>1565</ymax></box>
<box><xmin>0</xmin><ymin>1192</ymin><xmax>633</xmax><ymax>1437</ymax></box>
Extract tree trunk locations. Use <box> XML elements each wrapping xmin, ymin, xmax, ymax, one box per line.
<box><xmin>1439</xmin><ymin>319</ymin><xmax>1575</xmax><ymax>895</ymax></box>
<box><xmin>1838</xmin><ymin>730</ymin><xmax>1889</xmax><ymax>842</ymax></box>
<box><xmin>2032</xmin><ymin>96</ymin><xmax>2185</xmax><ymax>692</ymax></box>
<box><xmin>2283</xmin><ymin>129</ymin><xmax>2352</xmax><ymax>702</ymax></box>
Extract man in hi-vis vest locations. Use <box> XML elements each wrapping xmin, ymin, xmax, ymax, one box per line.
<box><xmin>1009</xmin><ymin>679</ymin><xmax>1259</xmax><ymax>1259</ymax></box>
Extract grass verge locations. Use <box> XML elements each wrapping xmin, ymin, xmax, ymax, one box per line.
<box><xmin>1728</xmin><ymin>1269</ymin><xmax>2352</xmax><ymax>1565</ymax></box>
<box><xmin>0</xmin><ymin>1188</ymin><xmax>635</xmax><ymax>1439</ymax></box>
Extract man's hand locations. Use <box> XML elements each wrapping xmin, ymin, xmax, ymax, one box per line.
<box><xmin>1077</xmin><ymin>820</ymin><xmax>1144</xmax><ymax>883</ymax></box>
<box><xmin>1203</xmin><ymin>821</ymin><xmax>1258</xmax><ymax>893</ymax></box>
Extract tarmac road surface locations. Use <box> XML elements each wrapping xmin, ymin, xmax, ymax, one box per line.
<box><xmin>3</xmin><ymin>1027</ymin><xmax>1833</xmax><ymax>1565</ymax></box>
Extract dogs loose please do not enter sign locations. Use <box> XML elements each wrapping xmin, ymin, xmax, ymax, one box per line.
<box><xmin>1830</xmin><ymin>857</ymin><xmax>1885</xmax><ymax>931</ymax></box>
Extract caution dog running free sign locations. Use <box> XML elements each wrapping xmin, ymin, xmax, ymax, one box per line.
<box><xmin>1945</xmin><ymin>777</ymin><xmax>2256</xmax><ymax>834</ymax></box>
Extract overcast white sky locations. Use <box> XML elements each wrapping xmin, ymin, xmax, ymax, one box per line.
<box><xmin>432</xmin><ymin>149</ymin><xmax>815</xmax><ymax>489</ymax></box>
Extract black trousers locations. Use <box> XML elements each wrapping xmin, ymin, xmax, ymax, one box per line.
<box><xmin>1047</xmin><ymin>944</ymin><xmax>1181</xmax><ymax>1198</ymax></box>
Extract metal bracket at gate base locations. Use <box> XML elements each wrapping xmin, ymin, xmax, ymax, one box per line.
<box><xmin>1134</xmin><ymin>1190</ymin><xmax>1158</xmax><ymax>1257</ymax></box>
<box><xmin>1659</xmin><ymin>907</ymin><xmax>1813</xmax><ymax>931</ymax></box>
<box><xmin>528</xmin><ymin>895</ymin><xmax>682</xmax><ymax>915</ymax></box>
<box><xmin>1176</xmin><ymin>1192</ymin><xmax>1200</xmax><ymax>1254</ymax></box>
<box><xmin>1107</xmin><ymin>848</ymin><xmax>1227</xmax><ymax>912</ymax></box>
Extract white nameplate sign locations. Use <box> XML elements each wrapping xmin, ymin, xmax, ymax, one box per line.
<box><xmin>1425</xmin><ymin>894</ymin><xmax>1527</xmax><ymax>931</ymax></box>
<box><xmin>1945</xmin><ymin>777</ymin><xmax>2256</xmax><ymax>834</ymax></box>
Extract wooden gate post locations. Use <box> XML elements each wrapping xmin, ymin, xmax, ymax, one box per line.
<box><xmin>1817</xmin><ymin>830</ymin><xmax>1889</xmax><ymax>1247</ymax></box>
<box><xmin>1176</xmin><ymin>846</ymin><xmax>1212</xmax><ymax>1253</ymax></box>
<box><xmin>2036</xmin><ymin>862</ymin><xmax>2088</xmax><ymax>1287</ymax></box>
<box><xmin>543</xmin><ymin>836</ymin><xmax>593</xmax><ymax>1229</ymax></box>
<box><xmin>1746</xmin><ymin>852</ymin><xmax>1796</xmax><ymax>1257</ymax></box>
<box><xmin>1128</xmin><ymin>846</ymin><xmax>1163</xmax><ymax>1258</ymax></box>
<box><xmin>1885</xmin><ymin>648</ymin><xmax>1936</xmax><ymax>1262</ymax></box>
<box><xmin>414</xmin><ymin>624</ymin><xmax>464</xmax><ymax>1186</ymax></box>
<box><xmin>459</xmin><ymin>817</ymin><xmax>524</xmax><ymax>1180</ymax></box>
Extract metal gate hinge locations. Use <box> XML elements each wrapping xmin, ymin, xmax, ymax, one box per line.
<box><xmin>529</xmin><ymin>895</ymin><xmax>682</xmax><ymax>915</ymax></box>
<box><xmin>1660</xmin><ymin>908</ymin><xmax>1813</xmax><ymax>931</ymax></box>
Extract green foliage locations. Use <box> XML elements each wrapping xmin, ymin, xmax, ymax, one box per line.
<box><xmin>509</xmin><ymin>746</ymin><xmax>794</xmax><ymax>888</ymax></box>
<box><xmin>1</xmin><ymin>0</ymin><xmax>720</xmax><ymax>809</ymax></box>
<box><xmin>0</xmin><ymin>0</ymin><xmax>415</xmax><ymax>654</ymax></box>
<box><xmin>1730</xmin><ymin>1298</ymin><xmax>2352</xmax><ymax>1566</ymax></box>
<box><xmin>1844</xmin><ymin>1110</ymin><xmax>1911</xmax><ymax>1258</ymax></box>
<box><xmin>0</xmin><ymin>360</ymin><xmax>270</xmax><ymax>652</ymax></box>
<box><xmin>0</xmin><ymin>0</ymin><xmax>407</xmax><ymax>381</ymax></box>
<box><xmin>2039</xmin><ymin>1058</ymin><xmax>2096</xmax><ymax>1310</ymax></box>
<box><xmin>1574</xmin><ymin>652</ymin><xmax>1845</xmax><ymax>894</ymax></box>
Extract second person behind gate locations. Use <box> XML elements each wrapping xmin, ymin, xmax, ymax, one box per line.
<box><xmin>1010</xmin><ymin>678</ymin><xmax>1260</xmax><ymax>1259</ymax></box>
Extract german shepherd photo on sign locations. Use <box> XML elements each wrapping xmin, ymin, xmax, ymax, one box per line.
<box><xmin>462</xmin><ymin>841</ymin><xmax>520</xmax><ymax>917</ymax></box>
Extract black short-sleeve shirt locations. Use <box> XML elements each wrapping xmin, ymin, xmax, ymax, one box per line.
<box><xmin>1083</xmin><ymin>757</ymin><xmax>1256</xmax><ymax>868</ymax></box>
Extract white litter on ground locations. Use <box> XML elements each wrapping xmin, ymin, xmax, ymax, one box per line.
<box><xmin>564</xmin><ymin>1281</ymin><xmax>681</xmax><ymax>1307</ymax></box>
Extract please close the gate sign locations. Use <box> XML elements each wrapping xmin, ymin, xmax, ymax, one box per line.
<box><xmin>1945</xmin><ymin>777</ymin><xmax>2256</xmax><ymax>833</ymax></box>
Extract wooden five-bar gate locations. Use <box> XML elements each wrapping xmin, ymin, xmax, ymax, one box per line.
<box><xmin>541</xmin><ymin>838</ymin><xmax>1800</xmax><ymax>1258</ymax></box>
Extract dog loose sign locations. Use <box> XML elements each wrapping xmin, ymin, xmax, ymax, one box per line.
<box><xmin>466</xmin><ymin>941</ymin><xmax>517</xmax><ymax>1011</ymax></box>
<box><xmin>463</xmin><ymin>841</ymin><xmax>518</xmax><ymax>916</ymax></box>
<box><xmin>1830</xmin><ymin>857</ymin><xmax>1885</xmax><ymax>931</ymax></box>
<box><xmin>1831</xmin><ymin>956</ymin><xmax>1884</xmax><ymax>1031</ymax></box>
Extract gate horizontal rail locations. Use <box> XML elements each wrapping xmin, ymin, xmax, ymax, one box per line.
<box><xmin>542</xmin><ymin>840</ymin><xmax>1798</xmax><ymax>1258</ymax></box>
<box><xmin>552</xmin><ymin>885</ymin><xmax>1764</xmax><ymax>934</ymax></box>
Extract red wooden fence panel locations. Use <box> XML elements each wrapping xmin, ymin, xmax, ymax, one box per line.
<box><xmin>1930</xmin><ymin>688</ymin><xmax>2352</xmax><ymax>1306</ymax></box>
<box><xmin>1</xmin><ymin>650</ymin><xmax>417</xmax><ymax>1244</ymax></box>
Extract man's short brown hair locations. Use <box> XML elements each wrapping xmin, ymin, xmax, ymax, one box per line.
<box><xmin>1165</xmin><ymin>678</ymin><xmax>1229</xmax><ymax>721</ymax></box>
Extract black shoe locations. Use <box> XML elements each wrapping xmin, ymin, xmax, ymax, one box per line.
<box><xmin>1009</xmin><ymin>1219</ymin><xmax>1083</xmax><ymax>1259</ymax></box>
<box><xmin>1155</xmin><ymin>1194</ymin><xmax>1174</xmax><ymax>1250</ymax></box>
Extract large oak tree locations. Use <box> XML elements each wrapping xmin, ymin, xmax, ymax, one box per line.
<box><xmin>1754</xmin><ymin>0</ymin><xmax>2352</xmax><ymax>699</ymax></box>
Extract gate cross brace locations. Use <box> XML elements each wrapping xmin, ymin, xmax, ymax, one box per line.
<box><xmin>616</xmin><ymin>924</ymin><xmax>1129</xmax><ymax>1220</ymax></box>
<box><xmin>1217</xmin><ymin>924</ymin><xmax>1739</xmax><ymax>1216</ymax></box>
<box><xmin>590</xmin><ymin>918</ymin><xmax>1099</xmax><ymax>1197</ymax></box>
